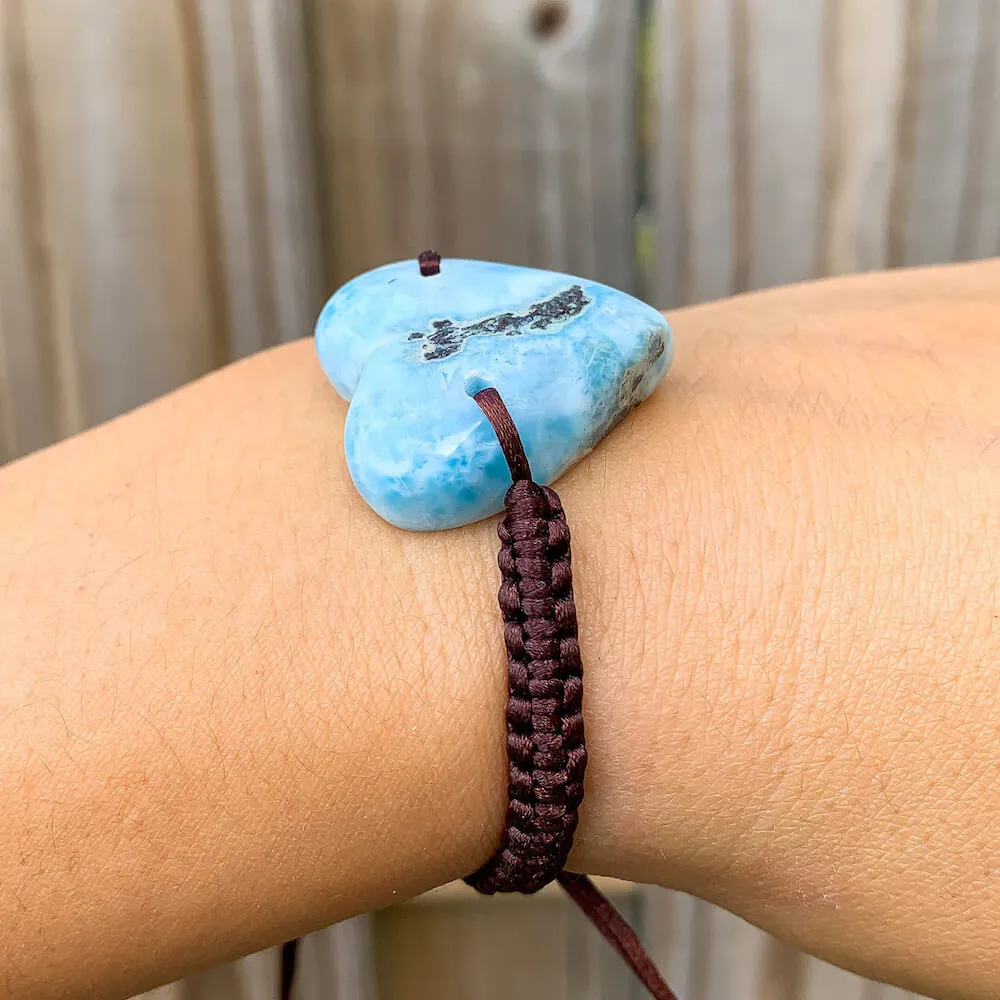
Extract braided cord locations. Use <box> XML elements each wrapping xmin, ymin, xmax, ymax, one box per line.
<box><xmin>464</xmin><ymin>475</ymin><xmax>586</xmax><ymax>893</ymax></box>
<box><xmin>467</xmin><ymin>388</ymin><xmax>678</xmax><ymax>1000</ymax></box>
<box><xmin>284</xmin><ymin>255</ymin><xmax>676</xmax><ymax>1000</ymax></box>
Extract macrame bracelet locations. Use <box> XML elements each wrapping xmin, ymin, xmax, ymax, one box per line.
<box><xmin>283</xmin><ymin>251</ymin><xmax>680</xmax><ymax>1000</ymax></box>
<box><xmin>464</xmin><ymin>387</ymin><xmax>677</xmax><ymax>1000</ymax></box>
<box><xmin>463</xmin><ymin>387</ymin><xmax>585</xmax><ymax>894</ymax></box>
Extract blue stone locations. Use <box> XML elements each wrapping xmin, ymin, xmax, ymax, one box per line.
<box><xmin>315</xmin><ymin>258</ymin><xmax>672</xmax><ymax>531</ymax></box>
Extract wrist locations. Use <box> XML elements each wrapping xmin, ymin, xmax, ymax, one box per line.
<box><xmin>561</xmin><ymin>266</ymin><xmax>1000</xmax><ymax>998</ymax></box>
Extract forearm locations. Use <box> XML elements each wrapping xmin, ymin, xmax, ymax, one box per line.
<box><xmin>1</xmin><ymin>260</ymin><xmax>998</xmax><ymax>999</ymax></box>
<box><xmin>0</xmin><ymin>339</ymin><xmax>512</xmax><ymax>997</ymax></box>
<box><xmin>584</xmin><ymin>260</ymin><xmax>1000</xmax><ymax>999</ymax></box>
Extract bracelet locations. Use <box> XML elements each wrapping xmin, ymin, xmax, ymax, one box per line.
<box><xmin>463</xmin><ymin>386</ymin><xmax>587</xmax><ymax>896</ymax></box>
<box><xmin>467</xmin><ymin>386</ymin><xmax>676</xmax><ymax>1000</ymax></box>
<box><xmin>288</xmin><ymin>252</ymin><xmax>678</xmax><ymax>1000</ymax></box>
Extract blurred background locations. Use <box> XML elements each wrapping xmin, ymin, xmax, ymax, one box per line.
<box><xmin>0</xmin><ymin>0</ymin><xmax>996</xmax><ymax>996</ymax></box>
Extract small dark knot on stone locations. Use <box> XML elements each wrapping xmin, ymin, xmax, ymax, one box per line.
<box><xmin>418</xmin><ymin>250</ymin><xmax>441</xmax><ymax>276</ymax></box>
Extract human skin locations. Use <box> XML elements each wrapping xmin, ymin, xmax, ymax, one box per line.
<box><xmin>0</xmin><ymin>260</ymin><xmax>997</xmax><ymax>1000</ymax></box>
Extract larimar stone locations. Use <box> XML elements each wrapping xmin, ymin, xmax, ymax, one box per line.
<box><xmin>315</xmin><ymin>258</ymin><xmax>672</xmax><ymax>531</ymax></box>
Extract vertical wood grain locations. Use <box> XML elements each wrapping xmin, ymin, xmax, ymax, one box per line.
<box><xmin>803</xmin><ymin>958</ymin><xmax>923</xmax><ymax>1000</ymax></box>
<box><xmin>681</xmin><ymin>0</ymin><xmax>738</xmax><ymax>304</ymax></box>
<box><xmin>888</xmin><ymin>0</ymin><xmax>983</xmax><ymax>266</ymax></box>
<box><xmin>643</xmin><ymin>887</ymin><xmax>929</xmax><ymax>1000</ymax></box>
<box><xmin>375</xmin><ymin>897</ymin><xmax>570</xmax><ymax>1000</ymax></box>
<box><xmin>17</xmin><ymin>0</ymin><xmax>220</xmax><ymax>428</ymax></box>
<box><xmin>189</xmin><ymin>0</ymin><xmax>274</xmax><ymax>357</ymax></box>
<box><xmin>802</xmin><ymin>959</ymin><xmax>872</xmax><ymax>1000</ymax></box>
<box><xmin>133</xmin><ymin>985</ymin><xmax>186</xmax><ymax>1000</ymax></box>
<box><xmin>234</xmin><ymin>948</ymin><xmax>282</xmax><ymax>1000</ymax></box>
<box><xmin>307</xmin><ymin>0</ymin><xmax>639</xmax><ymax>292</ymax></box>
<box><xmin>877</xmin><ymin>986</ymin><xmax>922</xmax><ymax>1000</ymax></box>
<box><xmin>695</xmin><ymin>904</ymin><xmax>769</xmax><ymax>1000</ymax></box>
<box><xmin>374</xmin><ymin>889</ymin><xmax>645</xmax><ymax>1000</ymax></box>
<box><xmin>740</xmin><ymin>0</ymin><xmax>826</xmax><ymax>291</ymax></box>
<box><xmin>655</xmin><ymin>0</ymin><xmax>993</xmax><ymax>303</ymax></box>
<box><xmin>649</xmin><ymin>0</ymin><xmax>681</xmax><ymax>308</ymax></box>
<box><xmin>654</xmin><ymin>0</ymin><xmax>739</xmax><ymax>306</ymax></box>
<box><xmin>954</xmin><ymin>0</ymin><xmax>1000</xmax><ymax>260</ymax></box>
<box><xmin>192</xmin><ymin>0</ymin><xmax>324</xmax><ymax>355</ymax></box>
<box><xmin>566</xmin><ymin>887</ymin><xmax>646</xmax><ymax>999</ymax></box>
<box><xmin>822</xmin><ymin>0</ymin><xmax>908</xmax><ymax>274</ymax></box>
<box><xmin>292</xmin><ymin>917</ymin><xmax>378</xmax><ymax>1000</ymax></box>
<box><xmin>176</xmin><ymin>961</ymin><xmax>248</xmax><ymax>1000</ymax></box>
<box><xmin>642</xmin><ymin>888</ymin><xmax>699</xmax><ymax>998</ymax></box>
<box><xmin>645</xmin><ymin>890</ymin><xmax>798</xmax><ymax>1000</ymax></box>
<box><xmin>578</xmin><ymin>1</ymin><xmax>640</xmax><ymax>292</ymax></box>
<box><xmin>392</xmin><ymin>0</ymin><xmax>446</xmax><ymax>262</ymax></box>
<box><xmin>0</xmin><ymin>0</ymin><xmax>57</xmax><ymax>458</ymax></box>
<box><xmin>245</xmin><ymin>0</ymin><xmax>325</xmax><ymax>343</ymax></box>
<box><xmin>757</xmin><ymin>938</ymin><xmax>804</xmax><ymax>1000</ymax></box>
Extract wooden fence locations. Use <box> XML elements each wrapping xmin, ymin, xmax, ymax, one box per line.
<box><xmin>1</xmin><ymin>0</ymin><xmax>997</xmax><ymax>996</ymax></box>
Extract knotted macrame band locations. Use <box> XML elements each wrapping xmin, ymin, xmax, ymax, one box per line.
<box><xmin>467</xmin><ymin>387</ymin><xmax>678</xmax><ymax>1000</ymax></box>
<box><xmin>283</xmin><ymin>245</ymin><xmax>678</xmax><ymax>998</ymax></box>
<box><xmin>464</xmin><ymin>388</ymin><xmax>585</xmax><ymax>894</ymax></box>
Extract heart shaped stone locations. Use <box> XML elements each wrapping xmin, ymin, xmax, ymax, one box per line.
<box><xmin>315</xmin><ymin>257</ymin><xmax>672</xmax><ymax>530</ymax></box>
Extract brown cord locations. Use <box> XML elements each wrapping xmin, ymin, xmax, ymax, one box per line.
<box><xmin>468</xmin><ymin>387</ymin><xmax>678</xmax><ymax>1000</ymax></box>
<box><xmin>285</xmin><ymin>253</ymin><xmax>675</xmax><ymax>998</ymax></box>
<box><xmin>465</xmin><ymin>387</ymin><xmax>584</xmax><ymax>893</ymax></box>
<box><xmin>418</xmin><ymin>249</ymin><xmax>441</xmax><ymax>276</ymax></box>
<box><xmin>558</xmin><ymin>873</ymin><xmax>679</xmax><ymax>1000</ymax></box>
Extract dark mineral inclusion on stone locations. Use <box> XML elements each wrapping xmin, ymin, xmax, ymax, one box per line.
<box><xmin>407</xmin><ymin>284</ymin><xmax>592</xmax><ymax>361</ymax></box>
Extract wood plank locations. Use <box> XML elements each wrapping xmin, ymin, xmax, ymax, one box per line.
<box><xmin>888</xmin><ymin>0</ymin><xmax>982</xmax><ymax>266</ymax></box>
<box><xmin>565</xmin><ymin>885</ymin><xmax>644</xmax><ymax>999</ymax></box>
<box><xmin>412</xmin><ymin>875</ymin><xmax>633</xmax><ymax>904</ymax></box>
<box><xmin>10</xmin><ymin>4</ymin><xmax>997</xmax><ymax>998</ymax></box>
<box><xmin>189</xmin><ymin>0</ymin><xmax>275</xmax><ymax>358</ymax></box>
<box><xmin>658</xmin><ymin>0</ymin><xmax>739</xmax><ymax>305</ymax></box>
<box><xmin>192</xmin><ymin>0</ymin><xmax>324</xmax><ymax>354</ymax></box>
<box><xmin>245</xmin><ymin>0</ymin><xmax>325</xmax><ymax>344</ymax></box>
<box><xmin>822</xmin><ymin>0</ymin><xmax>908</xmax><ymax>274</ymax></box>
<box><xmin>306</xmin><ymin>0</ymin><xmax>405</xmax><ymax>280</ymax></box>
<box><xmin>875</xmin><ymin>986</ymin><xmax>922</xmax><ymax>1000</ymax></box>
<box><xmin>759</xmin><ymin>938</ymin><xmax>804</xmax><ymax>1000</ymax></box>
<box><xmin>376</xmin><ymin>896</ymin><xmax>574</xmax><ymax>1000</ymax></box>
<box><xmin>131</xmin><ymin>985</ymin><xmax>186</xmax><ymax>1000</ymax></box>
<box><xmin>651</xmin><ymin>0</ymin><xmax>683</xmax><ymax>309</ymax></box>
<box><xmin>392</xmin><ymin>0</ymin><xmax>449</xmax><ymax>264</ymax></box>
<box><xmin>654</xmin><ymin>0</ymin><xmax>825</xmax><ymax>303</ymax></box>
<box><xmin>683</xmin><ymin>0</ymin><xmax>739</xmax><ymax>303</ymax></box>
<box><xmin>308</xmin><ymin>0</ymin><xmax>638</xmax><ymax>291</ymax></box>
<box><xmin>643</xmin><ymin>890</ymin><xmax>786</xmax><ymax>1000</ymax></box>
<box><xmin>801</xmin><ymin>958</ymin><xmax>870</xmax><ymax>1000</ymax></box>
<box><xmin>576</xmin><ymin>1</ymin><xmax>640</xmax><ymax>291</ymax></box>
<box><xmin>175</xmin><ymin>961</ymin><xmax>246</xmax><ymax>999</ymax></box>
<box><xmin>641</xmin><ymin>888</ymin><xmax>699</xmax><ymax>997</ymax></box>
<box><xmin>18</xmin><ymin>0</ymin><xmax>220</xmax><ymax>428</ymax></box>
<box><xmin>740</xmin><ymin>0</ymin><xmax>826</xmax><ymax>291</ymax></box>
<box><xmin>381</xmin><ymin>882</ymin><xmax>642</xmax><ymax>998</ymax></box>
<box><xmin>292</xmin><ymin>916</ymin><xmax>378</xmax><ymax>1000</ymax></box>
<box><xmin>392</xmin><ymin>890</ymin><xmax>639</xmax><ymax>1000</ymax></box>
<box><xmin>696</xmin><ymin>903</ymin><xmax>769</xmax><ymax>1000</ymax></box>
<box><xmin>234</xmin><ymin>947</ymin><xmax>281</xmax><ymax>1000</ymax></box>
<box><xmin>0</xmin><ymin>0</ymin><xmax>58</xmax><ymax>459</ymax></box>
<box><xmin>954</xmin><ymin>0</ymin><xmax>1000</xmax><ymax>260</ymax></box>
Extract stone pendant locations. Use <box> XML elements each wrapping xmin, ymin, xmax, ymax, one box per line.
<box><xmin>315</xmin><ymin>255</ymin><xmax>672</xmax><ymax>530</ymax></box>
